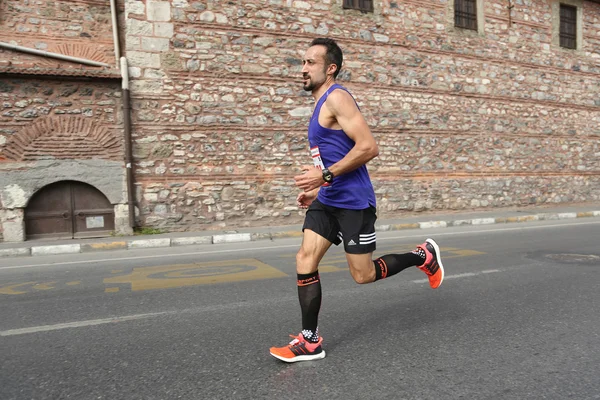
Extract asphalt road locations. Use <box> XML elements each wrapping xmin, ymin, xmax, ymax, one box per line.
<box><xmin>1</xmin><ymin>219</ymin><xmax>599</xmax><ymax>400</ymax></box>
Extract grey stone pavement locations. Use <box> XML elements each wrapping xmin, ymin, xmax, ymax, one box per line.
<box><xmin>1</xmin><ymin>203</ymin><xmax>599</xmax><ymax>258</ymax></box>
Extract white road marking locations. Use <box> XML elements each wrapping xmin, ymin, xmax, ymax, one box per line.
<box><xmin>0</xmin><ymin>311</ymin><xmax>171</xmax><ymax>337</ymax></box>
<box><xmin>0</xmin><ymin>220</ymin><xmax>598</xmax><ymax>271</ymax></box>
<box><xmin>411</xmin><ymin>269</ymin><xmax>501</xmax><ymax>284</ymax></box>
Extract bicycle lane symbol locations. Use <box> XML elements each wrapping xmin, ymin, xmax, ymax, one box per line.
<box><xmin>103</xmin><ymin>258</ymin><xmax>288</xmax><ymax>292</ymax></box>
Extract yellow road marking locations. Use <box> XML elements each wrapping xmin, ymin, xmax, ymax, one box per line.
<box><xmin>33</xmin><ymin>282</ymin><xmax>56</xmax><ymax>290</ymax></box>
<box><xmin>103</xmin><ymin>258</ymin><xmax>288</xmax><ymax>291</ymax></box>
<box><xmin>320</xmin><ymin>256</ymin><xmax>348</xmax><ymax>263</ymax></box>
<box><xmin>319</xmin><ymin>265</ymin><xmax>347</xmax><ymax>273</ymax></box>
<box><xmin>292</xmin><ymin>247</ymin><xmax>485</xmax><ymax>264</ymax></box>
<box><xmin>0</xmin><ymin>282</ymin><xmax>37</xmax><ymax>295</ymax></box>
<box><xmin>0</xmin><ymin>247</ymin><xmax>487</xmax><ymax>296</ymax></box>
<box><xmin>441</xmin><ymin>249</ymin><xmax>486</xmax><ymax>258</ymax></box>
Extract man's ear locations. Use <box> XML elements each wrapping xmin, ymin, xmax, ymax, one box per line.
<box><xmin>327</xmin><ymin>63</ymin><xmax>338</xmax><ymax>77</ymax></box>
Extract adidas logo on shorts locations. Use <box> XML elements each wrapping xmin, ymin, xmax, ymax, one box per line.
<box><xmin>347</xmin><ymin>239</ymin><xmax>357</xmax><ymax>246</ymax></box>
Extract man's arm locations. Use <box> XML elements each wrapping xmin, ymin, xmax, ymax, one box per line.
<box><xmin>325</xmin><ymin>89</ymin><xmax>379</xmax><ymax>177</ymax></box>
<box><xmin>293</xmin><ymin>89</ymin><xmax>379</xmax><ymax>192</ymax></box>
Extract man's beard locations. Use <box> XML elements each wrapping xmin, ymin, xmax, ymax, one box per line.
<box><xmin>303</xmin><ymin>76</ymin><xmax>321</xmax><ymax>92</ymax></box>
<box><xmin>303</xmin><ymin>76</ymin><xmax>313</xmax><ymax>91</ymax></box>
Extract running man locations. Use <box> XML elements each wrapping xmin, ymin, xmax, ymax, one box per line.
<box><xmin>269</xmin><ymin>38</ymin><xmax>445</xmax><ymax>363</ymax></box>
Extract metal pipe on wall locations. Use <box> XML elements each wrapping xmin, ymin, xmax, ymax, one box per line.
<box><xmin>109</xmin><ymin>1</ymin><xmax>134</xmax><ymax>227</ymax></box>
<box><xmin>0</xmin><ymin>41</ymin><xmax>111</xmax><ymax>67</ymax></box>
<box><xmin>120</xmin><ymin>57</ymin><xmax>136</xmax><ymax>228</ymax></box>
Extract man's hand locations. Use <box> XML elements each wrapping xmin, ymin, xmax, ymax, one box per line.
<box><xmin>297</xmin><ymin>189</ymin><xmax>318</xmax><ymax>209</ymax></box>
<box><xmin>294</xmin><ymin>165</ymin><xmax>324</xmax><ymax>192</ymax></box>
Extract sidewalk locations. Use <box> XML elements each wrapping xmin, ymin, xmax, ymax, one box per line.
<box><xmin>1</xmin><ymin>204</ymin><xmax>599</xmax><ymax>258</ymax></box>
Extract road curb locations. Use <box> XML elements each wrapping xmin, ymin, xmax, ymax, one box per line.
<box><xmin>1</xmin><ymin>210</ymin><xmax>599</xmax><ymax>258</ymax></box>
<box><xmin>0</xmin><ymin>248</ymin><xmax>31</xmax><ymax>258</ymax></box>
<box><xmin>128</xmin><ymin>238</ymin><xmax>171</xmax><ymax>249</ymax></box>
<box><xmin>31</xmin><ymin>244</ymin><xmax>81</xmax><ymax>256</ymax></box>
<box><xmin>171</xmin><ymin>236</ymin><xmax>212</xmax><ymax>246</ymax></box>
<box><xmin>212</xmin><ymin>233</ymin><xmax>252</xmax><ymax>244</ymax></box>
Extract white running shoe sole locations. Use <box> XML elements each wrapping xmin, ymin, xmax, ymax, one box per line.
<box><xmin>426</xmin><ymin>238</ymin><xmax>445</xmax><ymax>287</ymax></box>
<box><xmin>270</xmin><ymin>350</ymin><xmax>326</xmax><ymax>363</ymax></box>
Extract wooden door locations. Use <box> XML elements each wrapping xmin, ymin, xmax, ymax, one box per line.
<box><xmin>25</xmin><ymin>181</ymin><xmax>115</xmax><ymax>240</ymax></box>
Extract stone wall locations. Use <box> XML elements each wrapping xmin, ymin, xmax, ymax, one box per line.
<box><xmin>0</xmin><ymin>77</ymin><xmax>127</xmax><ymax>241</ymax></box>
<box><xmin>124</xmin><ymin>0</ymin><xmax>600</xmax><ymax>231</ymax></box>
<box><xmin>0</xmin><ymin>0</ymin><xmax>129</xmax><ymax>241</ymax></box>
<box><xmin>1</xmin><ymin>0</ymin><xmax>599</xmax><ymax>237</ymax></box>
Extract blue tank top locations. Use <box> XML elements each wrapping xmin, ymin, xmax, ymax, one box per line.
<box><xmin>307</xmin><ymin>84</ymin><xmax>376</xmax><ymax>210</ymax></box>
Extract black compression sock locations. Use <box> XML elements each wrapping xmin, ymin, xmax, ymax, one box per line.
<box><xmin>297</xmin><ymin>271</ymin><xmax>321</xmax><ymax>343</ymax></box>
<box><xmin>373</xmin><ymin>252</ymin><xmax>424</xmax><ymax>281</ymax></box>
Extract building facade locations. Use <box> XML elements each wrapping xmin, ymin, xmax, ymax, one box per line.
<box><xmin>0</xmin><ymin>0</ymin><xmax>131</xmax><ymax>242</ymax></box>
<box><xmin>1</xmin><ymin>0</ymin><xmax>599</xmax><ymax>242</ymax></box>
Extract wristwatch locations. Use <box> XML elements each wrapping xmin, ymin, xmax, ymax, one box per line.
<box><xmin>322</xmin><ymin>168</ymin><xmax>334</xmax><ymax>183</ymax></box>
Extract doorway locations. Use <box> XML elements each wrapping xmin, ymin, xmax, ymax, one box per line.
<box><xmin>24</xmin><ymin>181</ymin><xmax>115</xmax><ymax>240</ymax></box>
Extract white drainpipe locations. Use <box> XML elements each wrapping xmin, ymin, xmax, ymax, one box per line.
<box><xmin>120</xmin><ymin>57</ymin><xmax>136</xmax><ymax>228</ymax></box>
<box><xmin>109</xmin><ymin>0</ymin><xmax>121</xmax><ymax>69</ymax></box>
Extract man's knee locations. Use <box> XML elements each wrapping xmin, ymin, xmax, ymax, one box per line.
<box><xmin>346</xmin><ymin>253</ymin><xmax>375</xmax><ymax>284</ymax></box>
<box><xmin>296</xmin><ymin>247</ymin><xmax>311</xmax><ymax>265</ymax></box>
<box><xmin>348</xmin><ymin>261</ymin><xmax>376</xmax><ymax>284</ymax></box>
<box><xmin>296</xmin><ymin>248</ymin><xmax>318</xmax><ymax>274</ymax></box>
<box><xmin>351</xmin><ymin>270</ymin><xmax>374</xmax><ymax>284</ymax></box>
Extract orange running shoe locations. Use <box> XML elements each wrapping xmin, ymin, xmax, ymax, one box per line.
<box><xmin>415</xmin><ymin>238</ymin><xmax>445</xmax><ymax>289</ymax></box>
<box><xmin>269</xmin><ymin>333</ymin><xmax>326</xmax><ymax>363</ymax></box>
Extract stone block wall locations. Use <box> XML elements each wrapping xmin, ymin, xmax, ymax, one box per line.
<box><xmin>0</xmin><ymin>77</ymin><xmax>127</xmax><ymax>241</ymax></box>
<box><xmin>123</xmin><ymin>0</ymin><xmax>600</xmax><ymax>231</ymax></box>
<box><xmin>0</xmin><ymin>0</ymin><xmax>130</xmax><ymax>241</ymax></box>
<box><xmin>1</xmin><ymin>0</ymin><xmax>599</xmax><ymax>237</ymax></box>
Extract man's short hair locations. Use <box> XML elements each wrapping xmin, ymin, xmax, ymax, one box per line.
<box><xmin>310</xmin><ymin>38</ymin><xmax>343</xmax><ymax>79</ymax></box>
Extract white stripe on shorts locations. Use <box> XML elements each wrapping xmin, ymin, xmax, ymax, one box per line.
<box><xmin>359</xmin><ymin>232</ymin><xmax>376</xmax><ymax>245</ymax></box>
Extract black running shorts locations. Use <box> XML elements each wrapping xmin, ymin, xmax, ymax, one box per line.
<box><xmin>302</xmin><ymin>199</ymin><xmax>377</xmax><ymax>254</ymax></box>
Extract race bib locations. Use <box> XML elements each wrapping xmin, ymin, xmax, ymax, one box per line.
<box><xmin>310</xmin><ymin>146</ymin><xmax>325</xmax><ymax>170</ymax></box>
<box><xmin>310</xmin><ymin>146</ymin><xmax>330</xmax><ymax>187</ymax></box>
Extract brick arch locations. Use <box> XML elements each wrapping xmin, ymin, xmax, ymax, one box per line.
<box><xmin>3</xmin><ymin>116</ymin><xmax>121</xmax><ymax>161</ymax></box>
<box><xmin>39</xmin><ymin>43</ymin><xmax>110</xmax><ymax>67</ymax></box>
